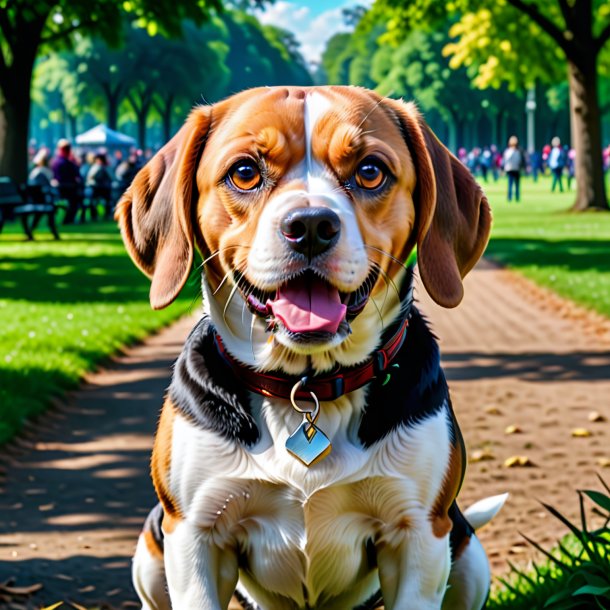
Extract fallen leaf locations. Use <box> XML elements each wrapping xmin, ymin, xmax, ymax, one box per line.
<box><xmin>470</xmin><ymin>448</ymin><xmax>495</xmax><ymax>462</ymax></box>
<box><xmin>572</xmin><ymin>428</ymin><xmax>592</xmax><ymax>438</ymax></box>
<box><xmin>77</xmin><ymin>585</ymin><xmax>94</xmax><ymax>594</ymax></box>
<box><xmin>69</xmin><ymin>601</ymin><xmax>87</xmax><ymax>610</ymax></box>
<box><xmin>504</xmin><ymin>455</ymin><xmax>535</xmax><ymax>468</ymax></box>
<box><xmin>588</xmin><ymin>411</ymin><xmax>606</xmax><ymax>423</ymax></box>
<box><xmin>504</xmin><ymin>425</ymin><xmax>522</xmax><ymax>435</ymax></box>
<box><xmin>597</xmin><ymin>458</ymin><xmax>610</xmax><ymax>468</ymax></box>
<box><xmin>0</xmin><ymin>583</ymin><xmax>43</xmax><ymax>596</ymax></box>
<box><xmin>41</xmin><ymin>603</ymin><xmax>64</xmax><ymax>610</ymax></box>
<box><xmin>484</xmin><ymin>406</ymin><xmax>502</xmax><ymax>415</ymax></box>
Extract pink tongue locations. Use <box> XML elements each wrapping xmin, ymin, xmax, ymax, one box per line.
<box><xmin>268</xmin><ymin>276</ymin><xmax>347</xmax><ymax>334</ymax></box>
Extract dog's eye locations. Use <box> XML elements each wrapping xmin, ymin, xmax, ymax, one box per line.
<box><xmin>228</xmin><ymin>160</ymin><xmax>262</xmax><ymax>191</ymax></box>
<box><xmin>354</xmin><ymin>158</ymin><xmax>386</xmax><ymax>190</ymax></box>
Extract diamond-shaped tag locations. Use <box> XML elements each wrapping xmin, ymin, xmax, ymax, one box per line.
<box><xmin>286</xmin><ymin>420</ymin><xmax>332</xmax><ymax>467</ymax></box>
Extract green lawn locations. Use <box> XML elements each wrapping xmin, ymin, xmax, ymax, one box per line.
<box><xmin>483</xmin><ymin>176</ymin><xmax>610</xmax><ymax>320</ymax></box>
<box><xmin>0</xmin><ymin>221</ymin><xmax>196</xmax><ymax>446</ymax></box>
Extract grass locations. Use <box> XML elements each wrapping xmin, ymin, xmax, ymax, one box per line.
<box><xmin>487</xmin><ymin>480</ymin><xmax>610</xmax><ymax>609</ymax></box>
<box><xmin>483</xmin><ymin>175</ymin><xmax>610</xmax><ymax>320</ymax></box>
<box><xmin>0</xmin><ymin>221</ymin><xmax>197</xmax><ymax>446</ymax></box>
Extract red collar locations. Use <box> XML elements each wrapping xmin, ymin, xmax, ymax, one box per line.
<box><xmin>214</xmin><ymin>315</ymin><xmax>410</xmax><ymax>402</ymax></box>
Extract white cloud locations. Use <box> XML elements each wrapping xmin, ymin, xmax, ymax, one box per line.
<box><xmin>256</xmin><ymin>2</ymin><xmax>311</xmax><ymax>30</ymax></box>
<box><xmin>298</xmin><ymin>7</ymin><xmax>352</xmax><ymax>63</ymax></box>
<box><xmin>254</xmin><ymin>1</ymin><xmax>369</xmax><ymax>64</ymax></box>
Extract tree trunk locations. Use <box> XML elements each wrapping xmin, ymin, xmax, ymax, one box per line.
<box><xmin>568</xmin><ymin>58</ymin><xmax>609</xmax><ymax>210</ymax></box>
<box><xmin>137</xmin><ymin>103</ymin><xmax>152</xmax><ymax>149</ymax></box>
<box><xmin>107</xmin><ymin>92</ymin><xmax>119</xmax><ymax>130</ymax></box>
<box><xmin>0</xmin><ymin>75</ymin><xmax>32</xmax><ymax>183</ymax></box>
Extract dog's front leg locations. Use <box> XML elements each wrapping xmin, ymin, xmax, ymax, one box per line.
<box><xmin>377</xmin><ymin>520</ymin><xmax>451</xmax><ymax>610</ymax></box>
<box><xmin>164</xmin><ymin>520</ymin><xmax>238</xmax><ymax>610</ymax></box>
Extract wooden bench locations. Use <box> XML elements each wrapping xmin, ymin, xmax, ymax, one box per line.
<box><xmin>0</xmin><ymin>177</ymin><xmax>61</xmax><ymax>240</ymax></box>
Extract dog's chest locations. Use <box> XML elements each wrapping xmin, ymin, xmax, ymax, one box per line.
<box><xmin>170</xmin><ymin>403</ymin><xmax>453</xmax><ymax>607</ymax></box>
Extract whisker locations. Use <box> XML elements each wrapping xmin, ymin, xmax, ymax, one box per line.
<box><xmin>364</xmin><ymin>244</ymin><xmax>407</xmax><ymax>269</ymax></box>
<box><xmin>222</xmin><ymin>282</ymin><xmax>241</xmax><ymax>334</ymax></box>
<box><xmin>371</xmin><ymin>261</ymin><xmax>390</xmax><ymax>312</ymax></box>
<box><xmin>250</xmin><ymin>313</ymin><xmax>257</xmax><ymax>360</ymax></box>
<box><xmin>355</xmin><ymin>96</ymin><xmax>387</xmax><ymax>131</ymax></box>
<box><xmin>370</xmin><ymin>291</ymin><xmax>384</xmax><ymax>330</ymax></box>
<box><xmin>197</xmin><ymin>245</ymin><xmax>252</xmax><ymax>272</ymax></box>
<box><xmin>370</xmin><ymin>259</ymin><xmax>400</xmax><ymax>303</ymax></box>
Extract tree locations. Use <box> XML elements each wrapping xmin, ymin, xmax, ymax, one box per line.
<box><xmin>378</xmin><ymin>0</ymin><xmax>610</xmax><ymax>211</ymax></box>
<box><xmin>0</xmin><ymin>0</ymin><xmax>223</xmax><ymax>183</ymax></box>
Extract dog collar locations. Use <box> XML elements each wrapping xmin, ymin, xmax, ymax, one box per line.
<box><xmin>214</xmin><ymin>310</ymin><xmax>411</xmax><ymax>403</ymax></box>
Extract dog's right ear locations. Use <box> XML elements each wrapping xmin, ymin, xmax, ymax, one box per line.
<box><xmin>115</xmin><ymin>106</ymin><xmax>211</xmax><ymax>310</ymax></box>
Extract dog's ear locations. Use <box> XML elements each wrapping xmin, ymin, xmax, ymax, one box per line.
<box><xmin>115</xmin><ymin>106</ymin><xmax>211</xmax><ymax>310</ymax></box>
<box><xmin>388</xmin><ymin>99</ymin><xmax>492</xmax><ymax>308</ymax></box>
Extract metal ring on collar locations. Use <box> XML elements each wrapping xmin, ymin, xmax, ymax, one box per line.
<box><xmin>289</xmin><ymin>378</ymin><xmax>320</xmax><ymax>422</ymax></box>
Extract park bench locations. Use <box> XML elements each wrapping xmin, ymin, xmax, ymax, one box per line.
<box><xmin>0</xmin><ymin>177</ymin><xmax>61</xmax><ymax>240</ymax></box>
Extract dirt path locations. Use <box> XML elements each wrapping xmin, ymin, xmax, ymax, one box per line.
<box><xmin>1</xmin><ymin>261</ymin><xmax>609</xmax><ymax>608</ymax></box>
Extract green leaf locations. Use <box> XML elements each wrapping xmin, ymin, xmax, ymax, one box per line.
<box><xmin>583</xmin><ymin>490</ymin><xmax>610</xmax><ymax>514</ymax></box>
<box><xmin>572</xmin><ymin>584</ymin><xmax>610</xmax><ymax>596</ymax></box>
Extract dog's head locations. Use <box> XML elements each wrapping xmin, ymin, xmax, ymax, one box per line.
<box><xmin>116</xmin><ymin>86</ymin><xmax>490</xmax><ymax>373</ymax></box>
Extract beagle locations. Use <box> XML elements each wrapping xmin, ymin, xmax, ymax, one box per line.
<box><xmin>117</xmin><ymin>86</ymin><xmax>506</xmax><ymax>610</ymax></box>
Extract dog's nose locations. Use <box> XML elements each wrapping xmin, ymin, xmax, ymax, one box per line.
<box><xmin>280</xmin><ymin>207</ymin><xmax>341</xmax><ymax>259</ymax></box>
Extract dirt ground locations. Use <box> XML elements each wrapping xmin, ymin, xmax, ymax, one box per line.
<box><xmin>1</xmin><ymin>260</ymin><xmax>609</xmax><ymax>609</ymax></box>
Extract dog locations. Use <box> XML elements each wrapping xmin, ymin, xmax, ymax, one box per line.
<box><xmin>116</xmin><ymin>86</ymin><xmax>506</xmax><ymax>610</ymax></box>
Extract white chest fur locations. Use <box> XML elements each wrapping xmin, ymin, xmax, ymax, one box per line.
<box><xmin>168</xmin><ymin>394</ymin><xmax>453</xmax><ymax>609</ymax></box>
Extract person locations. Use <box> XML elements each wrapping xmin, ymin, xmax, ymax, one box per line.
<box><xmin>480</xmin><ymin>146</ymin><xmax>492</xmax><ymax>182</ymax></box>
<box><xmin>28</xmin><ymin>149</ymin><xmax>53</xmax><ymax>187</ymax></box>
<box><xmin>548</xmin><ymin>136</ymin><xmax>566</xmax><ymax>192</ymax></box>
<box><xmin>51</xmin><ymin>139</ymin><xmax>82</xmax><ymax>224</ymax></box>
<box><xmin>86</xmin><ymin>152</ymin><xmax>113</xmax><ymax>218</ymax></box>
<box><xmin>502</xmin><ymin>135</ymin><xmax>525</xmax><ymax>202</ymax></box>
<box><xmin>115</xmin><ymin>153</ymin><xmax>140</xmax><ymax>193</ymax></box>
<box><xmin>79</xmin><ymin>151</ymin><xmax>96</xmax><ymax>182</ymax></box>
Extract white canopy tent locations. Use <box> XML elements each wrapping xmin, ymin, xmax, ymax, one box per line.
<box><xmin>75</xmin><ymin>124</ymin><xmax>136</xmax><ymax>148</ymax></box>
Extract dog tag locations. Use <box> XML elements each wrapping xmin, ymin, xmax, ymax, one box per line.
<box><xmin>286</xmin><ymin>420</ymin><xmax>332</xmax><ymax>467</ymax></box>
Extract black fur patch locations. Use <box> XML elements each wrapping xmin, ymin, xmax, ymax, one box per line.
<box><xmin>449</xmin><ymin>501</ymin><xmax>475</xmax><ymax>559</ymax></box>
<box><xmin>142</xmin><ymin>501</ymin><xmax>165</xmax><ymax>551</ymax></box>
<box><xmin>358</xmin><ymin>306</ymin><xmax>449</xmax><ymax>447</ymax></box>
<box><xmin>169</xmin><ymin>317</ymin><xmax>260</xmax><ymax>445</ymax></box>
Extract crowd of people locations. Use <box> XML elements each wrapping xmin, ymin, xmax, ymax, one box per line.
<box><xmin>28</xmin><ymin>134</ymin><xmax>605</xmax><ymax>214</ymax></box>
<box><xmin>456</xmin><ymin>137</ymin><xmax>591</xmax><ymax>203</ymax></box>
<box><xmin>27</xmin><ymin>140</ymin><xmax>152</xmax><ymax>223</ymax></box>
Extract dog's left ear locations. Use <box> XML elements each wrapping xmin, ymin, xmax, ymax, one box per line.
<box><xmin>386</xmin><ymin>99</ymin><xmax>492</xmax><ymax>308</ymax></box>
<box><xmin>115</xmin><ymin>106</ymin><xmax>211</xmax><ymax>309</ymax></box>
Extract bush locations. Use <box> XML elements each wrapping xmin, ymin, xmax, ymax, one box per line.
<box><xmin>488</xmin><ymin>476</ymin><xmax>610</xmax><ymax>610</ymax></box>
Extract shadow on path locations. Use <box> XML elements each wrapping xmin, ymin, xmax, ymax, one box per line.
<box><xmin>0</xmin><ymin>318</ymin><xmax>194</xmax><ymax>609</ymax></box>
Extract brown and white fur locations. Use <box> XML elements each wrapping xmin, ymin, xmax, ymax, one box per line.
<box><xmin>116</xmin><ymin>86</ymin><xmax>506</xmax><ymax>610</ymax></box>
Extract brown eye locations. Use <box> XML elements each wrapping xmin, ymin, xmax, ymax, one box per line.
<box><xmin>355</xmin><ymin>158</ymin><xmax>385</xmax><ymax>190</ymax></box>
<box><xmin>228</xmin><ymin>160</ymin><xmax>261</xmax><ymax>191</ymax></box>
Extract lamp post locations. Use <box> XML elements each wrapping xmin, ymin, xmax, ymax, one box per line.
<box><xmin>526</xmin><ymin>86</ymin><xmax>536</xmax><ymax>154</ymax></box>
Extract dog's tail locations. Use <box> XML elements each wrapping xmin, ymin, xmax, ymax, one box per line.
<box><xmin>463</xmin><ymin>493</ymin><xmax>508</xmax><ymax>530</ymax></box>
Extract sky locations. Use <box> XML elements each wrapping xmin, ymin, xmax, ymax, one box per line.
<box><xmin>254</xmin><ymin>0</ymin><xmax>371</xmax><ymax>64</ymax></box>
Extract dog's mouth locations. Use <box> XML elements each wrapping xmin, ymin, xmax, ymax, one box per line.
<box><xmin>235</xmin><ymin>268</ymin><xmax>379</xmax><ymax>336</ymax></box>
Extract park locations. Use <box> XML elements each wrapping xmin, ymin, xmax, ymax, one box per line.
<box><xmin>1</xmin><ymin>1</ymin><xmax>610</xmax><ymax>609</ymax></box>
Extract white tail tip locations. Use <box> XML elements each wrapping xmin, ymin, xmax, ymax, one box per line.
<box><xmin>463</xmin><ymin>493</ymin><xmax>508</xmax><ymax>530</ymax></box>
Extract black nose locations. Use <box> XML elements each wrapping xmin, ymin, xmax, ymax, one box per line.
<box><xmin>280</xmin><ymin>207</ymin><xmax>341</xmax><ymax>259</ymax></box>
